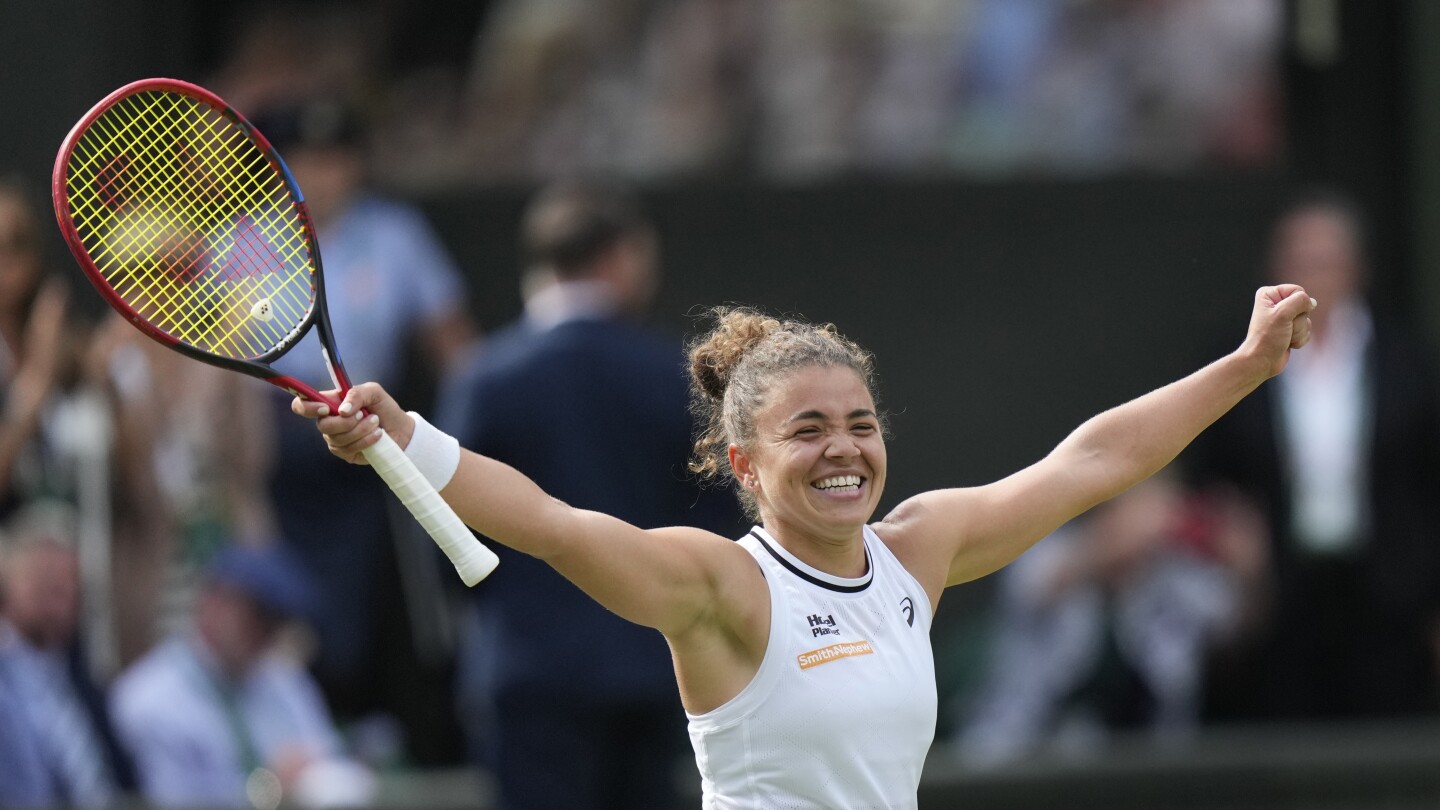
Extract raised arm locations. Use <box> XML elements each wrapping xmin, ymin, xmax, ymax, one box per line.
<box><xmin>293</xmin><ymin>386</ymin><xmax>756</xmax><ymax>639</ymax></box>
<box><xmin>878</xmin><ymin>285</ymin><xmax>1315</xmax><ymax>598</ymax></box>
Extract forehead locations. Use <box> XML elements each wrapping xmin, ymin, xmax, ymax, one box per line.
<box><xmin>758</xmin><ymin>365</ymin><xmax>874</xmax><ymax>420</ymax></box>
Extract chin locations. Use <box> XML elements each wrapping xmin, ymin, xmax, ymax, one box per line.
<box><xmin>813</xmin><ymin>503</ymin><xmax>877</xmax><ymax>531</ymax></box>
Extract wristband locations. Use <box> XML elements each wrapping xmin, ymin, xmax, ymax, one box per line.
<box><xmin>404</xmin><ymin>412</ymin><xmax>461</xmax><ymax>491</ymax></box>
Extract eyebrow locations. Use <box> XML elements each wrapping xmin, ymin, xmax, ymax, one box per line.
<box><xmin>784</xmin><ymin>408</ymin><xmax>877</xmax><ymax>425</ymax></box>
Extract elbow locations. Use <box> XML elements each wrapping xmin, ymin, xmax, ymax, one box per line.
<box><xmin>527</xmin><ymin>496</ymin><xmax>585</xmax><ymax>564</ymax></box>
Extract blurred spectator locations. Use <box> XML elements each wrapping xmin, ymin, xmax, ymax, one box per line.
<box><xmin>625</xmin><ymin>0</ymin><xmax>760</xmax><ymax>178</ymax></box>
<box><xmin>457</xmin><ymin>0</ymin><xmax>653</xmax><ymax>182</ymax></box>
<box><xmin>0</xmin><ymin>502</ymin><xmax>134</xmax><ymax>806</ymax></box>
<box><xmin>751</xmin><ymin>0</ymin><xmax>890</xmax><ymax>178</ymax></box>
<box><xmin>0</xmin><ymin>180</ymin><xmax>81</xmax><ymax>518</ymax></box>
<box><xmin>0</xmin><ymin>668</ymin><xmax>52</xmax><ymax>806</ymax></box>
<box><xmin>1185</xmin><ymin>189</ymin><xmax>1440</xmax><ymax>720</ymax></box>
<box><xmin>246</xmin><ymin>95</ymin><xmax>480</xmax><ymax>763</ymax></box>
<box><xmin>111</xmin><ymin>543</ymin><xmax>373</xmax><ymax>809</ymax></box>
<box><xmin>956</xmin><ymin>476</ymin><xmax>1266</xmax><ymax>767</ymax></box>
<box><xmin>89</xmin><ymin>317</ymin><xmax>279</xmax><ymax>663</ymax></box>
<box><xmin>208</xmin><ymin>4</ymin><xmax>385</xmax><ymax>115</ymax></box>
<box><xmin>0</xmin><ymin>180</ymin><xmax>151</xmax><ymax>677</ymax></box>
<box><xmin>945</xmin><ymin>0</ymin><xmax>1281</xmax><ymax>174</ymax></box>
<box><xmin>438</xmin><ymin>179</ymin><xmax>743</xmax><ymax>809</ymax></box>
<box><xmin>429</xmin><ymin>0</ymin><xmax>1283</xmax><ymax>188</ymax></box>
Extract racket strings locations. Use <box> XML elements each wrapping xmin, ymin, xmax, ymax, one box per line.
<box><xmin>97</xmin><ymin>93</ymin><xmax>312</xmax><ymax>355</ymax></box>
<box><xmin>63</xmin><ymin>90</ymin><xmax>317</xmax><ymax>360</ymax></box>
<box><xmin>74</xmin><ymin>99</ymin><xmax>304</xmax><ymax>357</ymax></box>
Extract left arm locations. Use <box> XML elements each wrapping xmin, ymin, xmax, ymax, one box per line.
<box><xmin>878</xmin><ymin>285</ymin><xmax>1315</xmax><ymax>598</ymax></box>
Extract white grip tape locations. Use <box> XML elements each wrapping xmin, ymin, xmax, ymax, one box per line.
<box><xmin>362</xmin><ymin>430</ymin><xmax>499</xmax><ymax>586</ymax></box>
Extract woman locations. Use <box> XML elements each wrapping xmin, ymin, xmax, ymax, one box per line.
<box><xmin>296</xmin><ymin>285</ymin><xmax>1314</xmax><ymax>809</ymax></box>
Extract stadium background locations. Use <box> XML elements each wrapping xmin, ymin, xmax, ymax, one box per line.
<box><xmin>4</xmin><ymin>1</ymin><xmax>1440</xmax><ymax>807</ymax></box>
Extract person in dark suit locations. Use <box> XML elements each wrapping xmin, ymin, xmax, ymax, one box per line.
<box><xmin>1186</xmin><ymin>188</ymin><xmax>1440</xmax><ymax>721</ymax></box>
<box><xmin>437</xmin><ymin>180</ymin><xmax>743</xmax><ymax>810</ymax></box>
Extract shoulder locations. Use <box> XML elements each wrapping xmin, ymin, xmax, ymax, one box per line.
<box><xmin>871</xmin><ymin>489</ymin><xmax>984</xmax><ymax>598</ymax></box>
<box><xmin>436</xmin><ymin>322</ymin><xmax>563</xmax><ymax>436</ymax></box>
<box><xmin>477</xmin><ymin>320</ymin><xmax>542</xmax><ymax>362</ymax></box>
<box><xmin>111</xmin><ymin>642</ymin><xmax>198</xmax><ymax>722</ymax></box>
<box><xmin>578</xmin><ymin>320</ymin><xmax>693</xmax><ymax>389</ymax></box>
<box><xmin>450</xmin><ymin>322</ymin><xmax>544</xmax><ymax>387</ymax></box>
<box><xmin>659</xmin><ymin>524</ymin><xmax>759</xmax><ymax>576</ymax></box>
<box><xmin>658</xmin><ymin>526</ymin><xmax>773</xmax><ymax>692</ymax></box>
<box><xmin>508</xmin><ymin>320</ymin><xmax>688</xmax><ymax>386</ymax></box>
<box><xmin>337</xmin><ymin>197</ymin><xmax>457</xmax><ymax>275</ymax></box>
<box><xmin>248</xmin><ymin>653</ymin><xmax>329</xmax><ymax>707</ymax></box>
<box><xmin>659</xmin><ymin>525</ymin><xmax>766</xmax><ymax>617</ymax></box>
<box><xmin>874</xmin><ymin>488</ymin><xmax>983</xmax><ymax>548</ymax></box>
<box><xmin>343</xmin><ymin>195</ymin><xmax>432</xmax><ymax>232</ymax></box>
<box><xmin>555</xmin><ymin>318</ymin><xmax>683</xmax><ymax>356</ymax></box>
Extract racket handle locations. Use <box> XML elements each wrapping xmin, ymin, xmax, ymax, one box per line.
<box><xmin>362</xmin><ymin>430</ymin><xmax>499</xmax><ymax>586</ymax></box>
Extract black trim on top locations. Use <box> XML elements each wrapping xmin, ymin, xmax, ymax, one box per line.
<box><xmin>748</xmin><ymin>530</ymin><xmax>873</xmax><ymax>593</ymax></box>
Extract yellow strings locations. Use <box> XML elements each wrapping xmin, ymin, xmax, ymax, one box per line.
<box><xmin>65</xmin><ymin>90</ymin><xmax>315</xmax><ymax>360</ymax></box>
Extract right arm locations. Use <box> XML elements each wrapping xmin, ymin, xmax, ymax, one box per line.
<box><xmin>294</xmin><ymin>385</ymin><xmax>759</xmax><ymax>640</ymax></box>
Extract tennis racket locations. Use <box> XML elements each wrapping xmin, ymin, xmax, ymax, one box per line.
<box><xmin>52</xmin><ymin>78</ymin><xmax>498</xmax><ymax>586</ymax></box>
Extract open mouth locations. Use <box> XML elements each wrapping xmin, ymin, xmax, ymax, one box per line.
<box><xmin>812</xmin><ymin>474</ymin><xmax>863</xmax><ymax>493</ymax></box>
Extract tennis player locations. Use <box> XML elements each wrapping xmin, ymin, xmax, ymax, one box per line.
<box><xmin>295</xmin><ymin>285</ymin><xmax>1315</xmax><ymax>809</ymax></box>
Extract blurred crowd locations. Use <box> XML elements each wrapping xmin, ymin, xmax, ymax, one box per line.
<box><xmin>205</xmin><ymin>0</ymin><xmax>1283</xmax><ymax>192</ymax></box>
<box><xmin>955</xmin><ymin>189</ymin><xmax>1440</xmax><ymax>766</ymax></box>
<box><xmin>4</xmin><ymin>1</ymin><xmax>1440</xmax><ymax>809</ymax></box>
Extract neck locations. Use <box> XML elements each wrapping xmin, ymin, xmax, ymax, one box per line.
<box><xmin>759</xmin><ymin>518</ymin><xmax>869</xmax><ymax>578</ymax></box>
<box><xmin>193</xmin><ymin>624</ymin><xmax>257</xmax><ymax>683</ymax></box>
<box><xmin>524</xmin><ymin>278</ymin><xmax>622</xmax><ymax>328</ymax></box>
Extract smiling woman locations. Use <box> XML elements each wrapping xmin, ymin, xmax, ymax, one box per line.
<box><xmin>294</xmin><ymin>286</ymin><xmax>1316</xmax><ymax>809</ymax></box>
<box><xmin>688</xmin><ymin>307</ymin><xmax>886</xmax><ymax>534</ymax></box>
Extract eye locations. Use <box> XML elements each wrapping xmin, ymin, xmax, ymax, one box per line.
<box><xmin>851</xmin><ymin>422</ymin><xmax>876</xmax><ymax>434</ymax></box>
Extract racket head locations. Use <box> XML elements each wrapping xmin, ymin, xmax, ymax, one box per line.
<box><xmin>52</xmin><ymin>78</ymin><xmax>346</xmax><ymax>400</ymax></box>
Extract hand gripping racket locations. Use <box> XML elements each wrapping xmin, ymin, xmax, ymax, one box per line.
<box><xmin>52</xmin><ymin>78</ymin><xmax>498</xmax><ymax>586</ymax></box>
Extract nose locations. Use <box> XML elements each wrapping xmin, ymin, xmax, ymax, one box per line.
<box><xmin>824</xmin><ymin>434</ymin><xmax>860</xmax><ymax>460</ymax></box>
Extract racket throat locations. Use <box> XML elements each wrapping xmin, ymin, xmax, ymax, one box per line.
<box><xmin>322</xmin><ymin>346</ymin><xmax>347</xmax><ymax>391</ymax></box>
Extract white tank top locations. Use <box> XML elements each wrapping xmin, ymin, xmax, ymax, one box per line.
<box><xmin>687</xmin><ymin>525</ymin><xmax>937</xmax><ymax>809</ymax></box>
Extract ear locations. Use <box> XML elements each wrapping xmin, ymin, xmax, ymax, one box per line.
<box><xmin>728</xmin><ymin>443</ymin><xmax>757</xmax><ymax>491</ymax></box>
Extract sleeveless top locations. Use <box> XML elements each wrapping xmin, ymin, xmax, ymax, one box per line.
<box><xmin>686</xmin><ymin>525</ymin><xmax>937</xmax><ymax>809</ymax></box>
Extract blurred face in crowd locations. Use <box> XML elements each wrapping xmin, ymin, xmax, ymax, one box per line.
<box><xmin>3</xmin><ymin>541</ymin><xmax>81</xmax><ymax>650</ymax></box>
<box><xmin>0</xmin><ymin>191</ymin><xmax>43</xmax><ymax>321</ymax></box>
<box><xmin>284</xmin><ymin>145</ymin><xmax>365</xmax><ymax>227</ymax></box>
<box><xmin>1087</xmin><ymin>476</ymin><xmax>1184</xmax><ymax>585</ymax></box>
<box><xmin>602</xmin><ymin>230</ymin><xmax>660</xmax><ymax>316</ymax></box>
<box><xmin>1269</xmin><ymin>205</ymin><xmax>1363</xmax><ymax>315</ymax></box>
<box><xmin>197</xmin><ymin>582</ymin><xmax>284</xmax><ymax>678</ymax></box>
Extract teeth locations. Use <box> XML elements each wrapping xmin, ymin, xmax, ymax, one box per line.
<box><xmin>814</xmin><ymin>475</ymin><xmax>861</xmax><ymax>490</ymax></box>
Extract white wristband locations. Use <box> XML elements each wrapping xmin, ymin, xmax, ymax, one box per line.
<box><xmin>404</xmin><ymin>412</ymin><xmax>461</xmax><ymax>491</ymax></box>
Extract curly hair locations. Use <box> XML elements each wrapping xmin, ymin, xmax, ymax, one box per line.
<box><xmin>687</xmin><ymin>306</ymin><xmax>880</xmax><ymax>519</ymax></box>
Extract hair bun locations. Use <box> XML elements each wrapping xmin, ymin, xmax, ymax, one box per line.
<box><xmin>688</xmin><ymin>307</ymin><xmax>778</xmax><ymax>401</ymax></box>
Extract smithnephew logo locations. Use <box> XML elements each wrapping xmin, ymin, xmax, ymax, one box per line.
<box><xmin>797</xmin><ymin>640</ymin><xmax>874</xmax><ymax>670</ymax></box>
